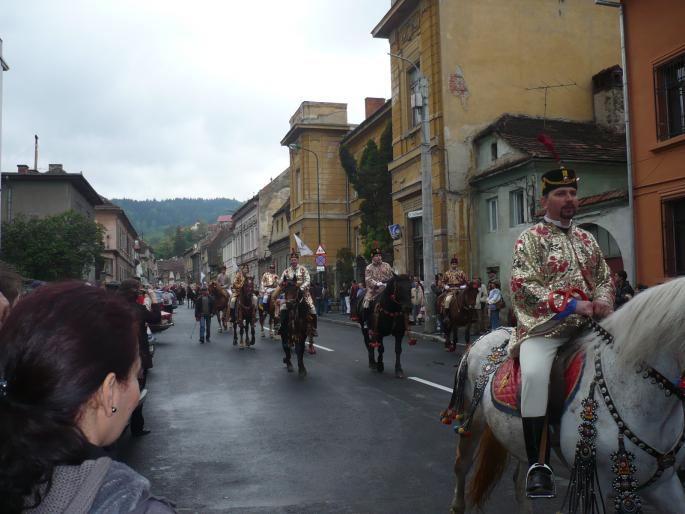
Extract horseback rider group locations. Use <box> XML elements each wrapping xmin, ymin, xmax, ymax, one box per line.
<box><xmin>259</xmin><ymin>264</ymin><xmax>279</xmax><ymax>307</ymax></box>
<box><xmin>229</xmin><ymin>263</ymin><xmax>257</xmax><ymax>314</ymax></box>
<box><xmin>511</xmin><ymin>166</ymin><xmax>614</xmax><ymax>498</ymax></box>
<box><xmin>278</xmin><ymin>249</ymin><xmax>318</xmax><ymax>340</ymax></box>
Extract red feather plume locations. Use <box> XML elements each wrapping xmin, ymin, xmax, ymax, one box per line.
<box><xmin>537</xmin><ymin>133</ymin><xmax>560</xmax><ymax>162</ymax></box>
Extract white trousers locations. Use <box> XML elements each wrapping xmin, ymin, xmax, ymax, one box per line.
<box><xmin>519</xmin><ymin>336</ymin><xmax>569</xmax><ymax>417</ymax></box>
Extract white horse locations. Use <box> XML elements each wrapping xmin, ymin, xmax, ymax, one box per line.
<box><xmin>449</xmin><ymin>277</ymin><xmax>685</xmax><ymax>513</ymax></box>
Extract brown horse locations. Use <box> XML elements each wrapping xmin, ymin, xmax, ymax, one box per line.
<box><xmin>279</xmin><ymin>278</ymin><xmax>309</xmax><ymax>376</ymax></box>
<box><xmin>208</xmin><ymin>282</ymin><xmax>229</xmax><ymax>333</ymax></box>
<box><xmin>258</xmin><ymin>289</ymin><xmax>279</xmax><ymax>339</ymax></box>
<box><xmin>439</xmin><ymin>284</ymin><xmax>478</xmax><ymax>352</ymax></box>
<box><xmin>232</xmin><ymin>277</ymin><xmax>256</xmax><ymax>349</ymax></box>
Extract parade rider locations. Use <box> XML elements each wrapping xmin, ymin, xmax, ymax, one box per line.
<box><xmin>229</xmin><ymin>263</ymin><xmax>257</xmax><ymax>313</ymax></box>
<box><xmin>260</xmin><ymin>264</ymin><xmax>279</xmax><ymax>307</ymax></box>
<box><xmin>439</xmin><ymin>255</ymin><xmax>468</xmax><ymax>319</ymax></box>
<box><xmin>510</xmin><ymin>166</ymin><xmax>614</xmax><ymax>498</ymax></box>
<box><xmin>362</xmin><ymin>244</ymin><xmax>395</xmax><ymax>327</ymax></box>
<box><xmin>279</xmin><ymin>249</ymin><xmax>318</xmax><ymax>338</ymax></box>
<box><xmin>216</xmin><ymin>265</ymin><xmax>229</xmax><ymax>291</ymax></box>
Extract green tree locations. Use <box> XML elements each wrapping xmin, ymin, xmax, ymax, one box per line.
<box><xmin>335</xmin><ymin>247</ymin><xmax>354</xmax><ymax>286</ymax></box>
<box><xmin>173</xmin><ymin>226</ymin><xmax>186</xmax><ymax>256</ymax></box>
<box><xmin>340</xmin><ymin>122</ymin><xmax>393</xmax><ymax>262</ymax></box>
<box><xmin>1</xmin><ymin>211</ymin><xmax>105</xmax><ymax>281</ymax></box>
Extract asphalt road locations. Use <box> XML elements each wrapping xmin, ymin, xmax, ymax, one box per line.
<box><xmin>117</xmin><ymin>306</ymin><xmax>660</xmax><ymax>513</ymax></box>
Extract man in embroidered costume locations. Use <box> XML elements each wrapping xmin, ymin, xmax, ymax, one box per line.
<box><xmin>259</xmin><ymin>264</ymin><xmax>279</xmax><ymax>306</ymax></box>
<box><xmin>216</xmin><ymin>265</ymin><xmax>229</xmax><ymax>290</ymax></box>
<box><xmin>439</xmin><ymin>255</ymin><xmax>468</xmax><ymax>318</ymax></box>
<box><xmin>278</xmin><ymin>250</ymin><xmax>317</xmax><ymax>338</ymax></box>
<box><xmin>229</xmin><ymin>264</ymin><xmax>256</xmax><ymax>313</ymax></box>
<box><xmin>511</xmin><ymin>166</ymin><xmax>614</xmax><ymax>498</ymax></box>
<box><xmin>362</xmin><ymin>245</ymin><xmax>395</xmax><ymax>326</ymax></box>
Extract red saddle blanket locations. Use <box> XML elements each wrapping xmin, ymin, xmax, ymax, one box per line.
<box><xmin>491</xmin><ymin>350</ymin><xmax>585</xmax><ymax>416</ymax></box>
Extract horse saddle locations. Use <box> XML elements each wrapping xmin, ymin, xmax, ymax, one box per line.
<box><xmin>491</xmin><ymin>344</ymin><xmax>585</xmax><ymax>424</ymax></box>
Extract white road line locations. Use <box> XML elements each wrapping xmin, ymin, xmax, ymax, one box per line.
<box><xmin>313</xmin><ymin>344</ymin><xmax>334</xmax><ymax>352</ymax></box>
<box><xmin>408</xmin><ymin>377</ymin><xmax>453</xmax><ymax>393</ymax></box>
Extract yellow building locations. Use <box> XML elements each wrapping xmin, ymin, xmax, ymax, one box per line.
<box><xmin>372</xmin><ymin>0</ymin><xmax>621</xmax><ymax>277</ymax></box>
<box><xmin>281</xmin><ymin>102</ymin><xmax>354</xmax><ymax>271</ymax></box>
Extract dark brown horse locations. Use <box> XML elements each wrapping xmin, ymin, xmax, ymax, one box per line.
<box><xmin>357</xmin><ymin>274</ymin><xmax>413</xmax><ymax>378</ymax></box>
<box><xmin>439</xmin><ymin>284</ymin><xmax>478</xmax><ymax>352</ymax></box>
<box><xmin>208</xmin><ymin>282</ymin><xmax>229</xmax><ymax>333</ymax></box>
<box><xmin>232</xmin><ymin>277</ymin><xmax>256</xmax><ymax>348</ymax></box>
<box><xmin>279</xmin><ymin>278</ymin><xmax>309</xmax><ymax>376</ymax></box>
<box><xmin>258</xmin><ymin>290</ymin><xmax>279</xmax><ymax>339</ymax></box>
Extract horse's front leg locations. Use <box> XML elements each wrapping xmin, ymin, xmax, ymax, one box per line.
<box><xmin>376</xmin><ymin>338</ymin><xmax>385</xmax><ymax>373</ymax></box>
<box><xmin>296</xmin><ymin>336</ymin><xmax>307</xmax><ymax>377</ymax></box>
<box><xmin>250</xmin><ymin>313</ymin><xmax>256</xmax><ymax>345</ymax></box>
<box><xmin>394</xmin><ymin>332</ymin><xmax>404</xmax><ymax>378</ymax></box>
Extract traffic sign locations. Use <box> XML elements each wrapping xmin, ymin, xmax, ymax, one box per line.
<box><xmin>315</xmin><ymin>255</ymin><xmax>326</xmax><ymax>267</ymax></box>
<box><xmin>316</xmin><ymin>266</ymin><xmax>325</xmax><ymax>272</ymax></box>
<box><xmin>315</xmin><ymin>245</ymin><xmax>326</xmax><ymax>255</ymax></box>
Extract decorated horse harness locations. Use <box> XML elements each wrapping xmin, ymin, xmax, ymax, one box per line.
<box><xmin>443</xmin><ymin>287</ymin><xmax>685</xmax><ymax>514</ymax></box>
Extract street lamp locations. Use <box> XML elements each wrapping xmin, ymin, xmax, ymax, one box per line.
<box><xmin>388</xmin><ymin>52</ymin><xmax>437</xmax><ymax>333</ymax></box>
<box><xmin>288</xmin><ymin>143</ymin><xmax>321</xmax><ymax>247</ymax></box>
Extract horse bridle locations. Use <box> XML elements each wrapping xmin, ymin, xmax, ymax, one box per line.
<box><xmin>550</xmin><ymin>288</ymin><xmax>685</xmax><ymax>490</ymax></box>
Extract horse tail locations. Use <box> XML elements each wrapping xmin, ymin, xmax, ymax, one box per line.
<box><xmin>467</xmin><ymin>425</ymin><xmax>509</xmax><ymax>508</ymax></box>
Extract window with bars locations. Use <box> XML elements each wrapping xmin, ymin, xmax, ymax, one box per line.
<box><xmin>407</xmin><ymin>60</ymin><xmax>421</xmax><ymax>128</ymax></box>
<box><xmin>655</xmin><ymin>54</ymin><xmax>685</xmax><ymax>141</ymax></box>
<box><xmin>663</xmin><ymin>197</ymin><xmax>685</xmax><ymax>276</ymax></box>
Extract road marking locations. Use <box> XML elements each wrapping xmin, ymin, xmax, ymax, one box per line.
<box><xmin>408</xmin><ymin>376</ymin><xmax>453</xmax><ymax>393</ymax></box>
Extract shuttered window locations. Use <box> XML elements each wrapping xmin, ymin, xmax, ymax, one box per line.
<box><xmin>663</xmin><ymin>197</ymin><xmax>685</xmax><ymax>276</ymax></box>
<box><xmin>655</xmin><ymin>54</ymin><xmax>685</xmax><ymax>141</ymax></box>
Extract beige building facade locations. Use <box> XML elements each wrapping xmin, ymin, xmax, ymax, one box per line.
<box><xmin>95</xmin><ymin>200</ymin><xmax>139</xmax><ymax>283</ymax></box>
<box><xmin>281</xmin><ymin>102</ymin><xmax>355</xmax><ymax>273</ymax></box>
<box><xmin>372</xmin><ymin>0</ymin><xmax>621</xmax><ymax>277</ymax></box>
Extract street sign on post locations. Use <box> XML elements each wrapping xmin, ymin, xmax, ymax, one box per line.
<box><xmin>315</xmin><ymin>245</ymin><xmax>326</xmax><ymax>255</ymax></box>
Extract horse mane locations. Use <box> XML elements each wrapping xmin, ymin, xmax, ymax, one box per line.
<box><xmin>584</xmin><ymin>277</ymin><xmax>685</xmax><ymax>366</ymax></box>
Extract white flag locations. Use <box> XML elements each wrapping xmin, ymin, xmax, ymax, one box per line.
<box><xmin>293</xmin><ymin>233</ymin><xmax>313</xmax><ymax>256</ymax></box>
<box><xmin>200</xmin><ymin>272</ymin><xmax>206</xmax><ymax>283</ymax></box>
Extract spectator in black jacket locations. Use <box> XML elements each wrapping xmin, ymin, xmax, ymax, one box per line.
<box><xmin>118</xmin><ymin>278</ymin><xmax>161</xmax><ymax>437</ymax></box>
<box><xmin>614</xmin><ymin>270</ymin><xmax>635</xmax><ymax>309</ymax></box>
<box><xmin>194</xmin><ymin>285</ymin><xmax>215</xmax><ymax>343</ymax></box>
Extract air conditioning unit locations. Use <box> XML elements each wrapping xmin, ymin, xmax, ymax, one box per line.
<box><xmin>410</xmin><ymin>92</ymin><xmax>423</xmax><ymax>108</ymax></box>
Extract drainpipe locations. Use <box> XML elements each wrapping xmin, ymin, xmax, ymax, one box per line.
<box><xmin>596</xmin><ymin>1</ymin><xmax>637</xmax><ymax>284</ymax></box>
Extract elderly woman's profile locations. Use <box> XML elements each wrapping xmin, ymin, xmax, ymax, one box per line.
<box><xmin>0</xmin><ymin>282</ymin><xmax>175</xmax><ymax>513</ymax></box>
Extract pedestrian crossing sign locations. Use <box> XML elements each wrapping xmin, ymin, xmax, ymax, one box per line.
<box><xmin>315</xmin><ymin>245</ymin><xmax>326</xmax><ymax>255</ymax></box>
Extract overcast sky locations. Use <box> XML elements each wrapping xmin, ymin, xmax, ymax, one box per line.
<box><xmin>0</xmin><ymin>1</ymin><xmax>391</xmax><ymax>201</ymax></box>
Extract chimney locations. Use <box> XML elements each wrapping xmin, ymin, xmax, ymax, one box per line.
<box><xmin>48</xmin><ymin>163</ymin><xmax>64</xmax><ymax>174</ymax></box>
<box><xmin>17</xmin><ymin>164</ymin><xmax>29</xmax><ymax>174</ymax></box>
<box><xmin>592</xmin><ymin>66</ymin><xmax>625</xmax><ymax>133</ymax></box>
<box><xmin>365</xmin><ymin>97</ymin><xmax>386</xmax><ymax>119</ymax></box>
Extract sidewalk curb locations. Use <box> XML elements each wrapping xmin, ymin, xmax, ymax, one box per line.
<box><xmin>319</xmin><ymin>315</ymin><xmax>447</xmax><ymax>344</ymax></box>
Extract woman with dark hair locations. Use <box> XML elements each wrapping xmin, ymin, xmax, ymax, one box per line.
<box><xmin>0</xmin><ymin>282</ymin><xmax>175</xmax><ymax>513</ymax></box>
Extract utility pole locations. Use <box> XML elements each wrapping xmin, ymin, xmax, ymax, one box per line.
<box><xmin>34</xmin><ymin>134</ymin><xmax>38</xmax><ymax>171</ymax></box>
<box><xmin>389</xmin><ymin>53</ymin><xmax>436</xmax><ymax>333</ymax></box>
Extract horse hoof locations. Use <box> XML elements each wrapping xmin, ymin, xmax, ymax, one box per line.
<box><xmin>307</xmin><ymin>345</ymin><xmax>316</xmax><ymax>355</ymax></box>
<box><xmin>233</xmin><ymin>340</ymin><xmax>237</xmax><ymax>346</ymax></box>
<box><xmin>368</xmin><ymin>360</ymin><xmax>376</xmax><ymax>369</ymax></box>
<box><xmin>298</xmin><ymin>366</ymin><xmax>307</xmax><ymax>377</ymax></box>
<box><xmin>449</xmin><ymin>345</ymin><xmax>456</xmax><ymax>353</ymax></box>
<box><xmin>395</xmin><ymin>368</ymin><xmax>405</xmax><ymax>379</ymax></box>
<box><xmin>376</xmin><ymin>361</ymin><xmax>384</xmax><ymax>373</ymax></box>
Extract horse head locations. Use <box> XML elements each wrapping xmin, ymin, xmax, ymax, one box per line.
<box><xmin>382</xmin><ymin>273</ymin><xmax>413</xmax><ymax>314</ymax></box>
<box><xmin>282</xmin><ymin>278</ymin><xmax>300</xmax><ymax>303</ymax></box>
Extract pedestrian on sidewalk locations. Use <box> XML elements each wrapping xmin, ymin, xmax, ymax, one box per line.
<box><xmin>487</xmin><ymin>281</ymin><xmax>503</xmax><ymax>331</ymax></box>
<box><xmin>349</xmin><ymin>280</ymin><xmax>359</xmax><ymax>319</ymax></box>
<box><xmin>339</xmin><ymin>282</ymin><xmax>348</xmax><ymax>314</ymax></box>
<box><xmin>194</xmin><ymin>285</ymin><xmax>215</xmax><ymax>343</ymax></box>
<box><xmin>0</xmin><ymin>282</ymin><xmax>176</xmax><ymax>513</ymax></box>
<box><xmin>118</xmin><ymin>278</ymin><xmax>160</xmax><ymax>437</ymax></box>
<box><xmin>411</xmin><ymin>276</ymin><xmax>425</xmax><ymax>325</ymax></box>
<box><xmin>474</xmin><ymin>277</ymin><xmax>488</xmax><ymax>334</ymax></box>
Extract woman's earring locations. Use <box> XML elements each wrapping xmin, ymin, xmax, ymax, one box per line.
<box><xmin>111</xmin><ymin>406</ymin><xmax>118</xmax><ymax>413</ymax></box>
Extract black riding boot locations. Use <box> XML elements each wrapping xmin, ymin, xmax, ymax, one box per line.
<box><xmin>278</xmin><ymin>310</ymin><xmax>287</xmax><ymax>336</ymax></box>
<box><xmin>521</xmin><ymin>416</ymin><xmax>555</xmax><ymax>498</ymax></box>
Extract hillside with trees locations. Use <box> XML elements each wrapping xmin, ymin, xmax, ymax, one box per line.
<box><xmin>111</xmin><ymin>197</ymin><xmax>242</xmax><ymax>258</ymax></box>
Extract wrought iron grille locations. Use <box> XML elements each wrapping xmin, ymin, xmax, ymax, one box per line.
<box><xmin>655</xmin><ymin>54</ymin><xmax>685</xmax><ymax>141</ymax></box>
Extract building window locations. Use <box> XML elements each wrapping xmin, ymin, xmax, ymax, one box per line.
<box><xmin>655</xmin><ymin>53</ymin><xmax>685</xmax><ymax>141</ymax></box>
<box><xmin>487</xmin><ymin>197</ymin><xmax>499</xmax><ymax>232</ymax></box>
<box><xmin>663</xmin><ymin>197</ymin><xmax>685</xmax><ymax>276</ymax></box>
<box><xmin>407</xmin><ymin>60</ymin><xmax>421</xmax><ymax>128</ymax></box>
<box><xmin>510</xmin><ymin>189</ymin><xmax>525</xmax><ymax>227</ymax></box>
<box><xmin>490</xmin><ymin>142</ymin><xmax>498</xmax><ymax>161</ymax></box>
<box><xmin>295</xmin><ymin>169</ymin><xmax>301</xmax><ymax>205</ymax></box>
